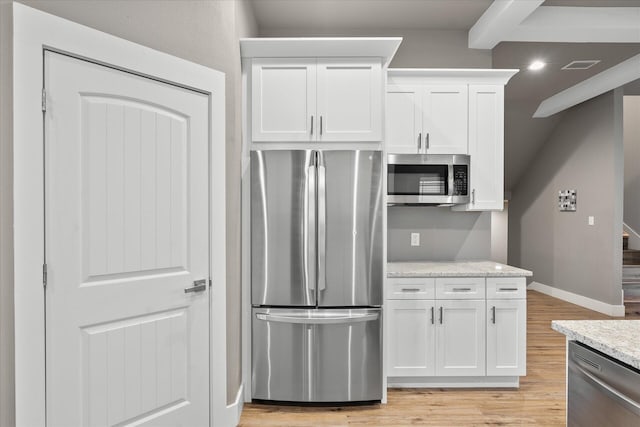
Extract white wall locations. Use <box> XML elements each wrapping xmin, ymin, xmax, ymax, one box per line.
<box><xmin>2</xmin><ymin>0</ymin><xmax>257</xmax><ymax>414</ymax></box>
<box><xmin>623</xmin><ymin>96</ymin><xmax>640</xmax><ymax>241</ymax></box>
<box><xmin>509</xmin><ymin>90</ymin><xmax>624</xmax><ymax>306</ymax></box>
<box><xmin>0</xmin><ymin>1</ymin><xmax>15</xmax><ymax>425</ymax></box>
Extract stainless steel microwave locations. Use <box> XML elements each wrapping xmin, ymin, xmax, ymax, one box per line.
<box><xmin>387</xmin><ymin>154</ymin><xmax>470</xmax><ymax>205</ymax></box>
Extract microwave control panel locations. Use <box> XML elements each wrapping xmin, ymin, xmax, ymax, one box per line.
<box><xmin>452</xmin><ymin>165</ymin><xmax>468</xmax><ymax>196</ymax></box>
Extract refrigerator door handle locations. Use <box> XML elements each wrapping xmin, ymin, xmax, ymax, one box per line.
<box><xmin>317</xmin><ymin>156</ymin><xmax>327</xmax><ymax>292</ymax></box>
<box><xmin>307</xmin><ymin>164</ymin><xmax>317</xmax><ymax>292</ymax></box>
<box><xmin>256</xmin><ymin>312</ymin><xmax>379</xmax><ymax>325</ymax></box>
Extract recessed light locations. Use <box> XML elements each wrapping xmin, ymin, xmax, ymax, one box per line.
<box><xmin>528</xmin><ymin>60</ymin><xmax>546</xmax><ymax>71</ymax></box>
<box><xmin>562</xmin><ymin>60</ymin><xmax>600</xmax><ymax>70</ymax></box>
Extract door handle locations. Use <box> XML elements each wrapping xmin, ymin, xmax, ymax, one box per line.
<box><xmin>431</xmin><ymin>306</ymin><xmax>435</xmax><ymax>324</ymax></box>
<box><xmin>491</xmin><ymin>306</ymin><xmax>496</xmax><ymax>324</ymax></box>
<box><xmin>310</xmin><ymin>116</ymin><xmax>314</xmax><ymax>135</ymax></box>
<box><xmin>320</xmin><ymin>116</ymin><xmax>323</xmax><ymax>135</ymax></box>
<box><xmin>426</xmin><ymin>132</ymin><xmax>430</xmax><ymax>149</ymax></box>
<box><xmin>317</xmin><ymin>160</ymin><xmax>327</xmax><ymax>292</ymax></box>
<box><xmin>418</xmin><ymin>132</ymin><xmax>422</xmax><ymax>151</ymax></box>
<box><xmin>184</xmin><ymin>279</ymin><xmax>207</xmax><ymax>293</ymax></box>
<box><xmin>439</xmin><ymin>306</ymin><xmax>443</xmax><ymax>324</ymax></box>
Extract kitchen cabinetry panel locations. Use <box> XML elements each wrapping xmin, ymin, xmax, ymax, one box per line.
<box><xmin>486</xmin><ymin>277</ymin><xmax>526</xmax><ymax>299</ymax></box>
<box><xmin>436</xmin><ymin>299</ymin><xmax>486</xmax><ymax>376</ymax></box>
<box><xmin>435</xmin><ymin>277</ymin><xmax>485</xmax><ymax>300</ymax></box>
<box><xmin>317</xmin><ymin>59</ymin><xmax>382</xmax><ymax>142</ymax></box>
<box><xmin>251</xmin><ymin>58</ymin><xmax>316</xmax><ymax>142</ymax></box>
<box><xmin>386</xmin><ymin>299</ymin><xmax>436</xmax><ymax>377</ymax></box>
<box><xmin>422</xmin><ymin>86</ymin><xmax>468</xmax><ymax>154</ymax></box>
<box><xmin>486</xmin><ymin>299</ymin><xmax>526</xmax><ymax>376</ymax></box>
<box><xmin>386</xmin><ymin>87</ymin><xmax>421</xmax><ymax>153</ymax></box>
<box><xmin>386</xmin><ymin>277</ymin><xmax>435</xmax><ymax>300</ymax></box>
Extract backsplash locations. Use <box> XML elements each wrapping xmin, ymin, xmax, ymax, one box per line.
<box><xmin>387</xmin><ymin>206</ymin><xmax>491</xmax><ymax>261</ymax></box>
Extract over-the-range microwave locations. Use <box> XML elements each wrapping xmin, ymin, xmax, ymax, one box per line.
<box><xmin>387</xmin><ymin>154</ymin><xmax>470</xmax><ymax>206</ymax></box>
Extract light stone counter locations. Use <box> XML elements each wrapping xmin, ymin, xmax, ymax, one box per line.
<box><xmin>551</xmin><ymin>320</ymin><xmax>640</xmax><ymax>370</ymax></box>
<box><xmin>387</xmin><ymin>261</ymin><xmax>533</xmax><ymax>278</ymax></box>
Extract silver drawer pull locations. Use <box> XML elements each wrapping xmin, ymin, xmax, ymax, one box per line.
<box><xmin>498</xmin><ymin>287</ymin><xmax>518</xmax><ymax>291</ymax></box>
<box><xmin>185</xmin><ymin>279</ymin><xmax>207</xmax><ymax>293</ymax></box>
<box><xmin>452</xmin><ymin>287</ymin><xmax>472</xmax><ymax>292</ymax></box>
<box><xmin>401</xmin><ymin>288</ymin><xmax>421</xmax><ymax>292</ymax></box>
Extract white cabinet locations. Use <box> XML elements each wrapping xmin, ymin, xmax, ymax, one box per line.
<box><xmin>436</xmin><ymin>299</ymin><xmax>486</xmax><ymax>376</ymax></box>
<box><xmin>252</xmin><ymin>58</ymin><xmax>382</xmax><ymax>142</ymax></box>
<box><xmin>386</xmin><ymin>299</ymin><xmax>436</xmax><ymax>377</ymax></box>
<box><xmin>386</xmin><ymin>85</ymin><xmax>467</xmax><ymax>154</ymax></box>
<box><xmin>486</xmin><ymin>277</ymin><xmax>526</xmax><ymax>376</ymax></box>
<box><xmin>463</xmin><ymin>85</ymin><xmax>505</xmax><ymax>211</ymax></box>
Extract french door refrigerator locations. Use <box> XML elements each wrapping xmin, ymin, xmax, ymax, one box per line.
<box><xmin>251</xmin><ymin>149</ymin><xmax>383</xmax><ymax>403</ymax></box>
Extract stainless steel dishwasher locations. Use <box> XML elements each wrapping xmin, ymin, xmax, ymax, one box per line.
<box><xmin>568</xmin><ymin>341</ymin><xmax>640</xmax><ymax>426</ymax></box>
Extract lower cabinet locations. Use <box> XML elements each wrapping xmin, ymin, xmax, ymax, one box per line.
<box><xmin>486</xmin><ymin>299</ymin><xmax>526</xmax><ymax>376</ymax></box>
<box><xmin>386</xmin><ymin>276</ymin><xmax>526</xmax><ymax>386</ymax></box>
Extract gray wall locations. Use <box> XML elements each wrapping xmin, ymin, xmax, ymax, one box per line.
<box><xmin>0</xmin><ymin>1</ymin><xmax>15</xmax><ymax>425</ymax></box>
<box><xmin>259</xmin><ymin>27</ymin><xmax>492</xmax><ymax>68</ymax></box>
<box><xmin>388</xmin><ymin>208</ymin><xmax>491</xmax><ymax>261</ymax></box>
<box><xmin>4</xmin><ymin>0</ymin><xmax>257</xmax><ymax>410</ymax></box>
<box><xmin>624</xmin><ymin>96</ymin><xmax>640</xmax><ymax>237</ymax></box>
<box><xmin>509</xmin><ymin>90</ymin><xmax>624</xmax><ymax>306</ymax></box>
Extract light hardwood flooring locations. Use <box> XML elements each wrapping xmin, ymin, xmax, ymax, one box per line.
<box><xmin>239</xmin><ymin>290</ymin><xmax>638</xmax><ymax>426</ymax></box>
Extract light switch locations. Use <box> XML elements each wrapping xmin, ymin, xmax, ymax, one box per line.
<box><xmin>411</xmin><ymin>232</ymin><xmax>420</xmax><ymax>246</ymax></box>
<box><xmin>588</xmin><ymin>216</ymin><xmax>595</xmax><ymax>226</ymax></box>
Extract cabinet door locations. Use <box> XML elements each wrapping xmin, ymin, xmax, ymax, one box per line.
<box><xmin>435</xmin><ymin>299</ymin><xmax>485</xmax><ymax>376</ymax></box>
<box><xmin>316</xmin><ymin>58</ymin><xmax>382</xmax><ymax>142</ymax></box>
<box><xmin>467</xmin><ymin>85</ymin><xmax>504</xmax><ymax>210</ymax></box>
<box><xmin>487</xmin><ymin>299</ymin><xmax>526</xmax><ymax>376</ymax></box>
<box><xmin>251</xmin><ymin>58</ymin><xmax>316</xmax><ymax>142</ymax></box>
<box><xmin>422</xmin><ymin>85</ymin><xmax>468</xmax><ymax>154</ymax></box>
<box><xmin>386</xmin><ymin>299</ymin><xmax>436</xmax><ymax>377</ymax></box>
<box><xmin>386</xmin><ymin>86</ymin><xmax>421</xmax><ymax>153</ymax></box>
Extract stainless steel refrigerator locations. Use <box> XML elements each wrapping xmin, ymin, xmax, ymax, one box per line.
<box><xmin>251</xmin><ymin>149</ymin><xmax>383</xmax><ymax>403</ymax></box>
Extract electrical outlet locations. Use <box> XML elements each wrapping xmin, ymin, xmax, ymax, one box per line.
<box><xmin>411</xmin><ymin>233</ymin><xmax>420</xmax><ymax>246</ymax></box>
<box><xmin>588</xmin><ymin>216</ymin><xmax>595</xmax><ymax>226</ymax></box>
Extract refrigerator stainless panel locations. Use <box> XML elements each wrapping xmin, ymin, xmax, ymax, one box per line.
<box><xmin>317</xmin><ymin>150</ymin><xmax>383</xmax><ymax>307</ymax></box>
<box><xmin>251</xmin><ymin>150</ymin><xmax>316</xmax><ymax>306</ymax></box>
<box><xmin>252</xmin><ymin>308</ymin><xmax>382</xmax><ymax>402</ymax></box>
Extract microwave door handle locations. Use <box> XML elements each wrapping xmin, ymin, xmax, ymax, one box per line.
<box><xmin>448</xmin><ymin>163</ymin><xmax>454</xmax><ymax>198</ymax></box>
<box><xmin>317</xmin><ymin>156</ymin><xmax>327</xmax><ymax>293</ymax></box>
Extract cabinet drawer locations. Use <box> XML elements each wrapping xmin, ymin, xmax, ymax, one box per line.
<box><xmin>486</xmin><ymin>277</ymin><xmax>526</xmax><ymax>299</ymax></box>
<box><xmin>435</xmin><ymin>277</ymin><xmax>485</xmax><ymax>299</ymax></box>
<box><xmin>387</xmin><ymin>278</ymin><xmax>435</xmax><ymax>299</ymax></box>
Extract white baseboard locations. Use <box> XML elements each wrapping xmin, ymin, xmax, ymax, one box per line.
<box><xmin>225</xmin><ymin>384</ymin><xmax>244</xmax><ymax>427</ymax></box>
<box><xmin>528</xmin><ymin>281</ymin><xmax>625</xmax><ymax>317</ymax></box>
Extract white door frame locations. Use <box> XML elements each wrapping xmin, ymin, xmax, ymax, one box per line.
<box><xmin>13</xmin><ymin>4</ymin><xmax>227</xmax><ymax>426</ymax></box>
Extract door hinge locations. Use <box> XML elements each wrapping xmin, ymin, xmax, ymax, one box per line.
<box><xmin>42</xmin><ymin>263</ymin><xmax>48</xmax><ymax>287</ymax></box>
<box><xmin>41</xmin><ymin>88</ymin><xmax>47</xmax><ymax>112</ymax></box>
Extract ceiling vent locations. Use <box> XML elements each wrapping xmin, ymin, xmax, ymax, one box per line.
<box><xmin>561</xmin><ymin>60</ymin><xmax>600</xmax><ymax>70</ymax></box>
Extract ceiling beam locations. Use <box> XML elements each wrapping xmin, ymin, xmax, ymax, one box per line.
<box><xmin>468</xmin><ymin>0</ymin><xmax>544</xmax><ymax>49</ymax></box>
<box><xmin>511</xmin><ymin>6</ymin><xmax>640</xmax><ymax>43</ymax></box>
<box><xmin>533</xmin><ymin>53</ymin><xmax>640</xmax><ymax>118</ymax></box>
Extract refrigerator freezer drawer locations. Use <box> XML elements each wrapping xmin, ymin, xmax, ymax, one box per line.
<box><xmin>252</xmin><ymin>307</ymin><xmax>382</xmax><ymax>403</ymax></box>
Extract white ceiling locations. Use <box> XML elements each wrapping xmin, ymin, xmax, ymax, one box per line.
<box><xmin>250</xmin><ymin>0</ymin><xmax>492</xmax><ymax>32</ymax></box>
<box><xmin>248</xmin><ymin>0</ymin><xmax>640</xmax><ymax>191</ymax></box>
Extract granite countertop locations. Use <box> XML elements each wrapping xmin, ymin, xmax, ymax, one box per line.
<box><xmin>551</xmin><ymin>320</ymin><xmax>640</xmax><ymax>370</ymax></box>
<box><xmin>387</xmin><ymin>261</ymin><xmax>533</xmax><ymax>278</ymax></box>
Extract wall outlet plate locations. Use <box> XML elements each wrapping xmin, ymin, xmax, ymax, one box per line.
<box><xmin>559</xmin><ymin>190</ymin><xmax>577</xmax><ymax>211</ymax></box>
<box><xmin>410</xmin><ymin>232</ymin><xmax>420</xmax><ymax>246</ymax></box>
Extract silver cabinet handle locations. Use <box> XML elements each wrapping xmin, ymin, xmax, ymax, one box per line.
<box><xmin>401</xmin><ymin>288</ymin><xmax>421</xmax><ymax>292</ymax></box>
<box><xmin>472</xmin><ymin>189</ymin><xmax>476</xmax><ymax>204</ymax></box>
<box><xmin>431</xmin><ymin>306</ymin><xmax>435</xmax><ymax>324</ymax></box>
<box><xmin>439</xmin><ymin>306</ymin><xmax>443</xmax><ymax>324</ymax></box>
<box><xmin>498</xmin><ymin>287</ymin><xmax>518</xmax><ymax>292</ymax></box>
<box><xmin>310</xmin><ymin>116</ymin><xmax>314</xmax><ymax>135</ymax></box>
<box><xmin>320</xmin><ymin>116</ymin><xmax>323</xmax><ymax>135</ymax></box>
<box><xmin>426</xmin><ymin>132</ymin><xmax>430</xmax><ymax>149</ymax></box>
<box><xmin>491</xmin><ymin>306</ymin><xmax>496</xmax><ymax>324</ymax></box>
<box><xmin>452</xmin><ymin>287</ymin><xmax>472</xmax><ymax>292</ymax></box>
<box><xmin>184</xmin><ymin>279</ymin><xmax>207</xmax><ymax>293</ymax></box>
<box><xmin>418</xmin><ymin>132</ymin><xmax>422</xmax><ymax>151</ymax></box>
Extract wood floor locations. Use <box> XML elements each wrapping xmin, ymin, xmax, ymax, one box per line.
<box><xmin>239</xmin><ymin>290</ymin><xmax>638</xmax><ymax>426</ymax></box>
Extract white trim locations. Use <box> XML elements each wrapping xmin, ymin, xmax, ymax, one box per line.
<box><xmin>528</xmin><ymin>282</ymin><xmax>625</xmax><ymax>317</ymax></box>
<box><xmin>511</xmin><ymin>6</ymin><xmax>640</xmax><ymax>44</ymax></box>
<box><xmin>534</xmin><ymin>53</ymin><xmax>640</xmax><ymax>118</ymax></box>
<box><xmin>387</xmin><ymin>68</ymin><xmax>519</xmax><ymax>85</ymax></box>
<box><xmin>13</xmin><ymin>4</ymin><xmax>227</xmax><ymax>426</ymax></box>
<box><xmin>468</xmin><ymin>0</ymin><xmax>544</xmax><ymax>49</ymax></box>
<box><xmin>388</xmin><ymin>376</ymin><xmax>519</xmax><ymax>388</ymax></box>
<box><xmin>624</xmin><ymin>222</ymin><xmax>640</xmax><ymax>251</ymax></box>
<box><xmin>225</xmin><ymin>384</ymin><xmax>244</xmax><ymax>426</ymax></box>
<box><xmin>239</xmin><ymin>37</ymin><xmax>402</xmax><ymax>67</ymax></box>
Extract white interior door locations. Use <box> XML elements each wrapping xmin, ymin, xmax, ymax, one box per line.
<box><xmin>44</xmin><ymin>51</ymin><xmax>210</xmax><ymax>426</ymax></box>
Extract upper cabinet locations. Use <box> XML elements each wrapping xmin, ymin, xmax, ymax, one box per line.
<box><xmin>387</xmin><ymin>85</ymin><xmax>467</xmax><ymax>154</ymax></box>
<box><xmin>252</xmin><ymin>58</ymin><xmax>382</xmax><ymax>142</ymax></box>
<box><xmin>387</xmin><ymin>69</ymin><xmax>518</xmax><ymax>211</ymax></box>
